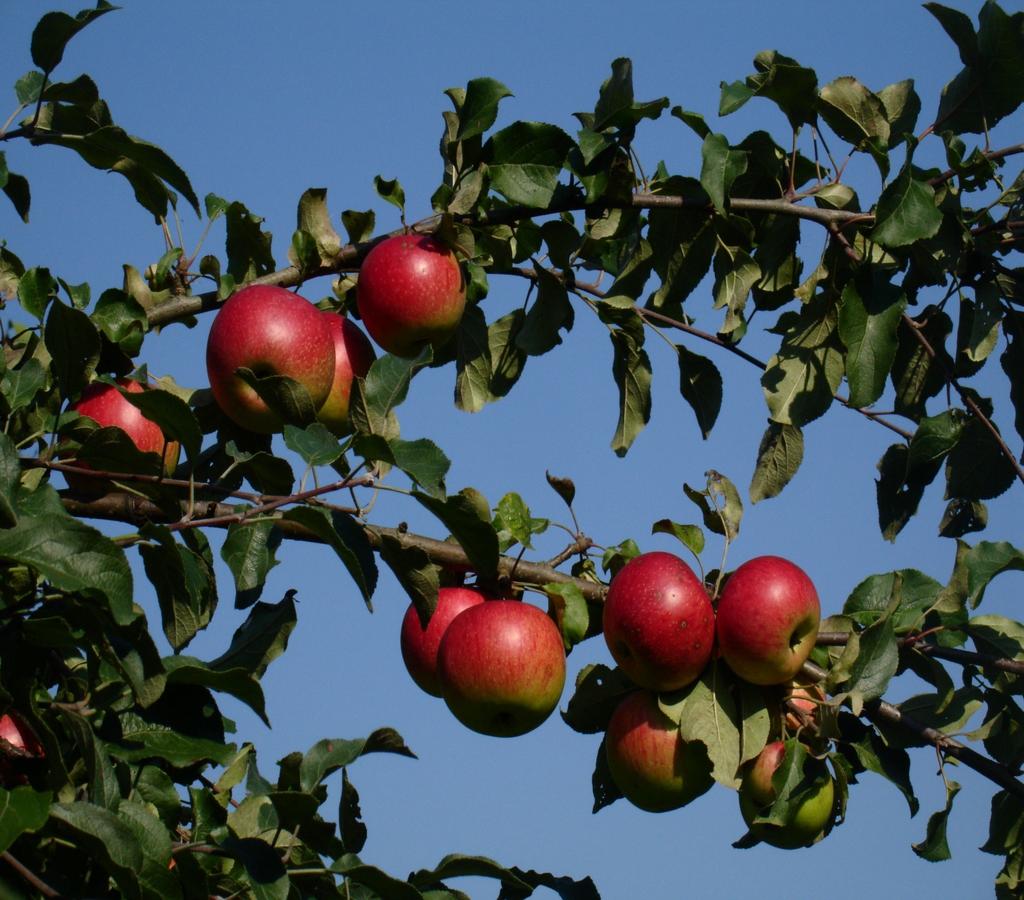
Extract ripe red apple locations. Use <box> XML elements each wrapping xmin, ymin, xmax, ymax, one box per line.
<box><xmin>601</xmin><ymin>551</ymin><xmax>715</xmax><ymax>692</ymax></box>
<box><xmin>400</xmin><ymin>586</ymin><xmax>487</xmax><ymax>697</ymax></box>
<box><xmin>604</xmin><ymin>689</ymin><xmax>713</xmax><ymax>813</ymax></box>
<box><xmin>716</xmin><ymin>556</ymin><xmax>821</xmax><ymax>686</ymax></box>
<box><xmin>739</xmin><ymin>740</ymin><xmax>835</xmax><ymax>848</ymax></box>
<box><xmin>0</xmin><ymin>710</ymin><xmax>45</xmax><ymax>787</ymax></box>
<box><xmin>355</xmin><ymin>234</ymin><xmax>466</xmax><ymax>358</ymax></box>
<box><xmin>437</xmin><ymin>600</ymin><xmax>566</xmax><ymax>737</ymax></box>
<box><xmin>66</xmin><ymin>379</ymin><xmax>180</xmax><ymax>488</ymax></box>
<box><xmin>205</xmin><ymin>284</ymin><xmax>336</xmax><ymax>433</ymax></box>
<box><xmin>315</xmin><ymin>312</ymin><xmax>376</xmax><ymax>435</ymax></box>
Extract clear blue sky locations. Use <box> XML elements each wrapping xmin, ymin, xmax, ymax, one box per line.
<box><xmin>2</xmin><ymin>2</ymin><xmax>1021</xmax><ymax>898</ymax></box>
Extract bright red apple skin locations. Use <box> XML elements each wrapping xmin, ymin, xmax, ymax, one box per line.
<box><xmin>400</xmin><ymin>586</ymin><xmax>487</xmax><ymax>697</ymax></box>
<box><xmin>716</xmin><ymin>556</ymin><xmax>821</xmax><ymax>686</ymax></box>
<box><xmin>739</xmin><ymin>740</ymin><xmax>835</xmax><ymax>848</ymax></box>
<box><xmin>602</xmin><ymin>551</ymin><xmax>715</xmax><ymax>692</ymax></box>
<box><xmin>0</xmin><ymin>710</ymin><xmax>45</xmax><ymax>787</ymax></box>
<box><xmin>205</xmin><ymin>284</ymin><xmax>336</xmax><ymax>433</ymax></box>
<box><xmin>315</xmin><ymin>313</ymin><xmax>376</xmax><ymax>435</ymax></box>
<box><xmin>437</xmin><ymin>600</ymin><xmax>566</xmax><ymax>737</ymax></box>
<box><xmin>355</xmin><ymin>234</ymin><xmax>466</xmax><ymax>358</ymax></box>
<box><xmin>67</xmin><ymin>380</ymin><xmax>180</xmax><ymax>485</ymax></box>
<box><xmin>604</xmin><ymin>689</ymin><xmax>713</xmax><ymax>813</ymax></box>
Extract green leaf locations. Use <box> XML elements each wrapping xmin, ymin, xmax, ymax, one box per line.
<box><xmin>839</xmin><ymin>274</ymin><xmax>907</xmax><ymax>409</ymax></box>
<box><xmin>912</xmin><ymin>780</ymin><xmax>960</xmax><ymax>862</ymax></box>
<box><xmin>2</xmin><ymin>358</ymin><xmax>46</xmax><ymax>415</ymax></box>
<box><xmin>0</xmin><ymin>484</ymin><xmax>134</xmax><ymax>624</ymax></box>
<box><xmin>350</xmin><ymin>348</ymin><xmax>430</xmax><ymax>436</ymax></box>
<box><xmin>235</xmin><ymin>367</ymin><xmax>317</xmax><ymax>429</ymax></box>
<box><xmin>280</xmin><ymin>507</ymin><xmax>377</xmax><ymax>609</ymax></box>
<box><xmin>830</xmin><ymin>610</ymin><xmax>899</xmax><ymax>715</ymax></box>
<box><xmin>591</xmin><ymin>57</ymin><xmax>668</xmax><ymax>131</ymax></box>
<box><xmin>58</xmin><ymin>709</ymin><xmax>120</xmax><ymax>810</ymax></box>
<box><xmin>842</xmin><ymin>715</ymin><xmax>919</xmax><ymax>815</ymax></box>
<box><xmin>221</xmin><ymin>521</ymin><xmax>281</xmax><ymax>609</ymax></box>
<box><xmin>871</xmin><ymin>159</ymin><xmax>943</xmax><ymax>248</ymax></box>
<box><xmin>878</xmin><ymin>79</ymin><xmax>921</xmax><ymax>140</ymax></box>
<box><xmin>376</xmin><ymin>533</ymin><xmax>440</xmax><ymax>623</ymax></box>
<box><xmin>300</xmin><ymin>728</ymin><xmax>415</xmax><ymax>792</ymax></box>
<box><xmin>122</xmin><ymin>383</ymin><xmax>202</xmax><ymax>462</ymax></box>
<box><xmin>372</xmin><ymin>177</ymin><xmax>406</xmax><ymax>221</ymax></box>
<box><xmin>494</xmin><ymin>492</ymin><xmax>535</xmax><ymax>549</ymax></box>
<box><xmin>646</xmin><ymin>194</ymin><xmax>716</xmax><ymax>314</ymax></box>
<box><xmin>945</xmin><ymin>411</ymin><xmax>1017</xmax><ymax>502</ymax></box>
<box><xmin>218</xmin><ymin>836</ymin><xmax>288</xmax><ymax>900</ymax></box>
<box><xmin>92</xmin><ymin>288</ymin><xmax>148</xmax><ymax>356</ymax></box>
<box><xmin>455</xmin><ymin>77</ymin><xmax>512</xmax><ymax>140</ymax></box>
<box><xmin>817</xmin><ymin>76</ymin><xmax>890</xmax><ymax>176</ymax></box>
<box><xmin>484</xmin><ymin>121</ymin><xmax>573</xmax><ymax>207</ymax></box>
<box><xmin>700</xmin><ymin>133</ymin><xmax>748</xmax><ymax>213</ymax></box>
<box><xmin>225</xmin><ymin>201</ymin><xmax>275</xmax><ymax>282</ymax></box>
<box><xmin>963</xmin><ymin>542</ymin><xmax>1024</xmax><ymax>607</ymax></box>
<box><xmin>30</xmin><ymin>2</ymin><xmax>117</xmax><ymax>73</ymax></box>
<box><xmin>413</xmin><ymin>489</ymin><xmax>499</xmax><ymax>578</ymax></box>
<box><xmin>713</xmin><ymin>247</ymin><xmax>760</xmax><ymax>334</ymax></box>
<box><xmin>609</xmin><ymin>326</ymin><xmax>651</xmax><ymax>457</ymax></box>
<box><xmin>283</xmin><ymin>422</ymin><xmax>343</xmax><ymax>467</ymax></box>
<box><xmin>875</xmin><ymin>442</ymin><xmax>943</xmax><ymax>541</ymax></box>
<box><xmin>0</xmin><ymin>786</ymin><xmax>50</xmax><ymax>854</ymax></box>
<box><xmin>561</xmin><ymin>664</ymin><xmax>634</xmax><ymax>735</ymax></box>
<box><xmin>224</xmin><ymin>442</ymin><xmax>295</xmax><ymax>496</ymax></box>
<box><xmin>138</xmin><ymin>523</ymin><xmax>217</xmax><ymax>652</ymax></box>
<box><xmin>651</xmin><ymin>519</ymin><xmax>705</xmax><ymax>556</ymax></box>
<box><xmin>295</xmin><ymin>187</ymin><xmax>341</xmax><ymax>261</ymax></box>
<box><xmin>14</xmin><ymin>70</ymin><xmax>45</xmax><ymax>105</ymax></box>
<box><xmin>743</xmin><ymin>50</ymin><xmax>819</xmax><ymax>127</ymax></box>
<box><xmin>454</xmin><ymin>303</ymin><xmax>494</xmax><ymax>413</ymax></box>
<box><xmin>18</xmin><ymin>266</ymin><xmax>56</xmax><ymax>320</ymax></box>
<box><xmin>544</xmin><ymin>582</ymin><xmax>590</xmax><ymax>648</ymax></box>
<box><xmin>341</xmin><ymin>208</ymin><xmax>376</xmax><ymax>244</ymax></box>
<box><xmin>925</xmin><ymin>3</ymin><xmax>979</xmax><ymax>65</ymax></box>
<box><xmin>389</xmin><ymin>437</ymin><xmax>450</xmax><ymax>499</ymax></box>
<box><xmin>163</xmin><ymin>655</ymin><xmax>268</xmax><ymax>726</ymax></box>
<box><xmin>210</xmin><ymin>591</ymin><xmax>298</xmax><ymax>679</ymax></box>
<box><xmin>719</xmin><ymin>80</ymin><xmax>754</xmax><ymax>116</ymax></box>
<box><xmin>662</xmin><ymin>661</ymin><xmax>743</xmax><ymax>788</ymax></box>
<box><xmin>332</xmin><ymin>854</ymin><xmax>423</xmax><ymax>899</ymax></box>
<box><xmin>0</xmin><ymin>432</ymin><xmax>20</xmax><ymax>528</ymax></box>
<box><xmin>749</xmin><ymin>422</ymin><xmax>804</xmax><ymax>503</ymax></box>
<box><xmin>671</xmin><ymin>106</ymin><xmax>712</xmax><ymax>139</ymax></box>
<box><xmin>49</xmin><ymin>801</ymin><xmax>145</xmax><ymax>897</ymax></box>
<box><xmin>908</xmin><ymin>409</ymin><xmax>964</xmax><ymax>469</ymax></box>
<box><xmin>515</xmin><ymin>266</ymin><xmax>574</xmax><ymax>356</ymax></box>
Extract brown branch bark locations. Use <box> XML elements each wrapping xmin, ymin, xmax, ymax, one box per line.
<box><xmin>800</xmin><ymin>659</ymin><xmax>1024</xmax><ymax>801</ymax></box>
<box><xmin>58</xmin><ymin>491</ymin><xmax>608</xmax><ymax>602</ymax></box>
<box><xmin>0</xmin><ymin>851</ymin><xmax>61</xmax><ymax>898</ymax></box>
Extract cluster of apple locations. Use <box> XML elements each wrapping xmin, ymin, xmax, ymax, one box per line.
<box><xmin>399</xmin><ymin>588</ymin><xmax>567</xmax><ymax>738</ymax></box>
<box><xmin>601</xmin><ymin>550</ymin><xmax>833</xmax><ymax>848</ymax></box>
<box><xmin>205</xmin><ymin>233</ymin><xmax>466</xmax><ymax>435</ymax></box>
<box><xmin>60</xmin><ymin>233</ymin><xmax>466</xmax><ymax>481</ymax></box>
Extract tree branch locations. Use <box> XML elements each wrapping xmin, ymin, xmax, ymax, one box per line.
<box><xmin>58</xmin><ymin>491</ymin><xmax>608</xmax><ymax>602</ymax></box>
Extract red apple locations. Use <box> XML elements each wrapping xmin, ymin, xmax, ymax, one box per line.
<box><xmin>355</xmin><ymin>234</ymin><xmax>466</xmax><ymax>358</ymax></box>
<box><xmin>716</xmin><ymin>556</ymin><xmax>820</xmax><ymax>686</ymax></box>
<box><xmin>0</xmin><ymin>710</ymin><xmax>45</xmax><ymax>788</ymax></box>
<box><xmin>437</xmin><ymin>600</ymin><xmax>566</xmax><ymax>737</ymax></box>
<box><xmin>601</xmin><ymin>551</ymin><xmax>715</xmax><ymax>692</ymax></box>
<box><xmin>784</xmin><ymin>681</ymin><xmax>826</xmax><ymax>733</ymax></box>
<box><xmin>315</xmin><ymin>312</ymin><xmax>376</xmax><ymax>435</ymax></box>
<box><xmin>739</xmin><ymin>740</ymin><xmax>835</xmax><ymax>848</ymax></box>
<box><xmin>604</xmin><ymin>689</ymin><xmax>713</xmax><ymax>813</ymax></box>
<box><xmin>400</xmin><ymin>586</ymin><xmax>487</xmax><ymax>697</ymax></box>
<box><xmin>205</xmin><ymin>284</ymin><xmax>336</xmax><ymax>433</ymax></box>
<box><xmin>66</xmin><ymin>379</ymin><xmax>180</xmax><ymax>489</ymax></box>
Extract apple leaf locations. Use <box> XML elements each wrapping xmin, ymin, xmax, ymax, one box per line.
<box><xmin>0</xmin><ymin>786</ymin><xmax>51</xmax><ymax>854</ymax></box>
<box><xmin>455</xmin><ymin>77</ymin><xmax>513</xmax><ymax>141</ymax></box>
<box><xmin>839</xmin><ymin>274</ymin><xmax>906</xmax><ymax>410</ymax></box>
<box><xmin>700</xmin><ymin>133</ymin><xmax>748</xmax><ymax>213</ymax></box>
<box><xmin>651</xmin><ymin>519</ymin><xmax>705</xmax><ymax>556</ymax></box>
<box><xmin>0</xmin><ymin>432</ymin><xmax>20</xmax><ymax>528</ymax></box>
<box><xmin>162</xmin><ymin>655</ymin><xmax>268</xmax><ymax>727</ymax></box>
<box><xmin>17</xmin><ymin>266</ymin><xmax>55</xmax><ymax>320</ymax></box>
<box><xmin>283</xmin><ymin>422</ymin><xmax>343</xmax><ymax>468</ymax></box>
<box><xmin>591</xmin><ymin>737</ymin><xmax>624</xmax><ymax>813</ymax></box>
<box><xmin>280</xmin><ymin>507</ymin><xmax>377</xmax><ymax>609</ymax></box>
<box><xmin>122</xmin><ymin>384</ymin><xmax>202</xmax><ymax>463</ymax></box>
<box><xmin>295</xmin><ymin>187</ymin><xmax>342</xmax><ymax>262</ymax></box>
<box><xmin>829</xmin><ymin>603</ymin><xmax>900</xmax><ymax>715</ymax></box>
<box><xmin>223</xmin><ymin>441</ymin><xmax>295</xmax><ymax>496</ymax></box>
<box><xmin>31</xmin><ymin>2</ymin><xmax>117</xmax><ymax>73</ymax></box>
<box><xmin>209</xmin><ymin>591</ymin><xmax>297</xmax><ymax>680</ymax></box>
<box><xmin>912</xmin><ymin>780</ymin><xmax>961</xmax><ymax>862</ymax></box>
<box><xmin>235</xmin><ymin>367</ymin><xmax>318</xmax><ymax>429</ymax></box>
<box><xmin>483</xmin><ymin>121</ymin><xmax>574</xmax><ymax>207</ymax></box>
<box><xmin>545</xmin><ymin>582</ymin><xmax>590</xmax><ymax>648</ymax></box>
<box><xmin>373</xmin><ymin>176</ymin><xmax>406</xmax><ymax>218</ymax></box>
<box><xmin>221</xmin><ymin>520</ymin><xmax>282</xmax><ymax>609</ymax></box>
<box><xmin>676</xmin><ymin>344</ymin><xmax>722</xmax><ymax>439</ymax></box>
<box><xmin>375</xmin><ymin>532</ymin><xmax>440</xmax><ymax>625</ymax></box>
<box><xmin>749</xmin><ymin>422</ymin><xmax>804</xmax><ymax>504</ymax></box>
<box><xmin>662</xmin><ymin>661</ymin><xmax>744</xmax><ymax>788</ymax></box>
<box><xmin>45</xmin><ymin>300</ymin><xmax>100</xmax><ymax>400</ymax></box>
<box><xmin>561</xmin><ymin>664</ymin><xmax>634</xmax><ymax>735</ymax></box>
<box><xmin>299</xmin><ymin>728</ymin><xmax>416</xmax><ymax>792</ymax></box>
<box><xmin>871</xmin><ymin>160</ymin><xmax>942</xmax><ymax>248</ymax></box>
<box><xmin>413</xmin><ymin>489</ymin><xmax>499</xmax><ymax>578</ymax></box>
<box><xmin>609</xmin><ymin>326</ymin><xmax>652</xmax><ymax>457</ymax></box>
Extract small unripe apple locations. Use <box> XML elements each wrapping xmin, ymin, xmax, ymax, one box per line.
<box><xmin>356</xmin><ymin>234</ymin><xmax>466</xmax><ymax>358</ymax></box>
<box><xmin>604</xmin><ymin>689</ymin><xmax>713</xmax><ymax>813</ymax></box>
<box><xmin>206</xmin><ymin>284</ymin><xmax>336</xmax><ymax>433</ymax></box>
<box><xmin>716</xmin><ymin>556</ymin><xmax>821</xmax><ymax>686</ymax></box>
<box><xmin>400</xmin><ymin>586</ymin><xmax>487</xmax><ymax>697</ymax></box>
<box><xmin>739</xmin><ymin>740</ymin><xmax>835</xmax><ymax>849</ymax></box>
<box><xmin>602</xmin><ymin>551</ymin><xmax>715</xmax><ymax>692</ymax></box>
<box><xmin>315</xmin><ymin>312</ymin><xmax>376</xmax><ymax>436</ymax></box>
<box><xmin>437</xmin><ymin>600</ymin><xmax>566</xmax><ymax>737</ymax></box>
<box><xmin>65</xmin><ymin>379</ymin><xmax>180</xmax><ymax>490</ymax></box>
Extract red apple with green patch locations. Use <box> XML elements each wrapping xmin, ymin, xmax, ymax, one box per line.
<box><xmin>716</xmin><ymin>556</ymin><xmax>821</xmax><ymax>686</ymax></box>
<box><xmin>206</xmin><ymin>284</ymin><xmax>336</xmax><ymax>433</ymax></box>
<box><xmin>604</xmin><ymin>689</ymin><xmax>713</xmax><ymax>813</ymax></box>
<box><xmin>601</xmin><ymin>551</ymin><xmax>715</xmax><ymax>692</ymax></box>
<box><xmin>400</xmin><ymin>586</ymin><xmax>487</xmax><ymax>697</ymax></box>
<box><xmin>437</xmin><ymin>599</ymin><xmax>566</xmax><ymax>737</ymax></box>
<box><xmin>315</xmin><ymin>312</ymin><xmax>376</xmax><ymax>436</ymax></box>
<box><xmin>739</xmin><ymin>740</ymin><xmax>835</xmax><ymax>848</ymax></box>
<box><xmin>356</xmin><ymin>233</ymin><xmax>466</xmax><ymax>358</ymax></box>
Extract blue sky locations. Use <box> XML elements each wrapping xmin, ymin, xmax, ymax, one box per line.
<box><xmin>2</xmin><ymin>2</ymin><xmax>1022</xmax><ymax>898</ymax></box>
